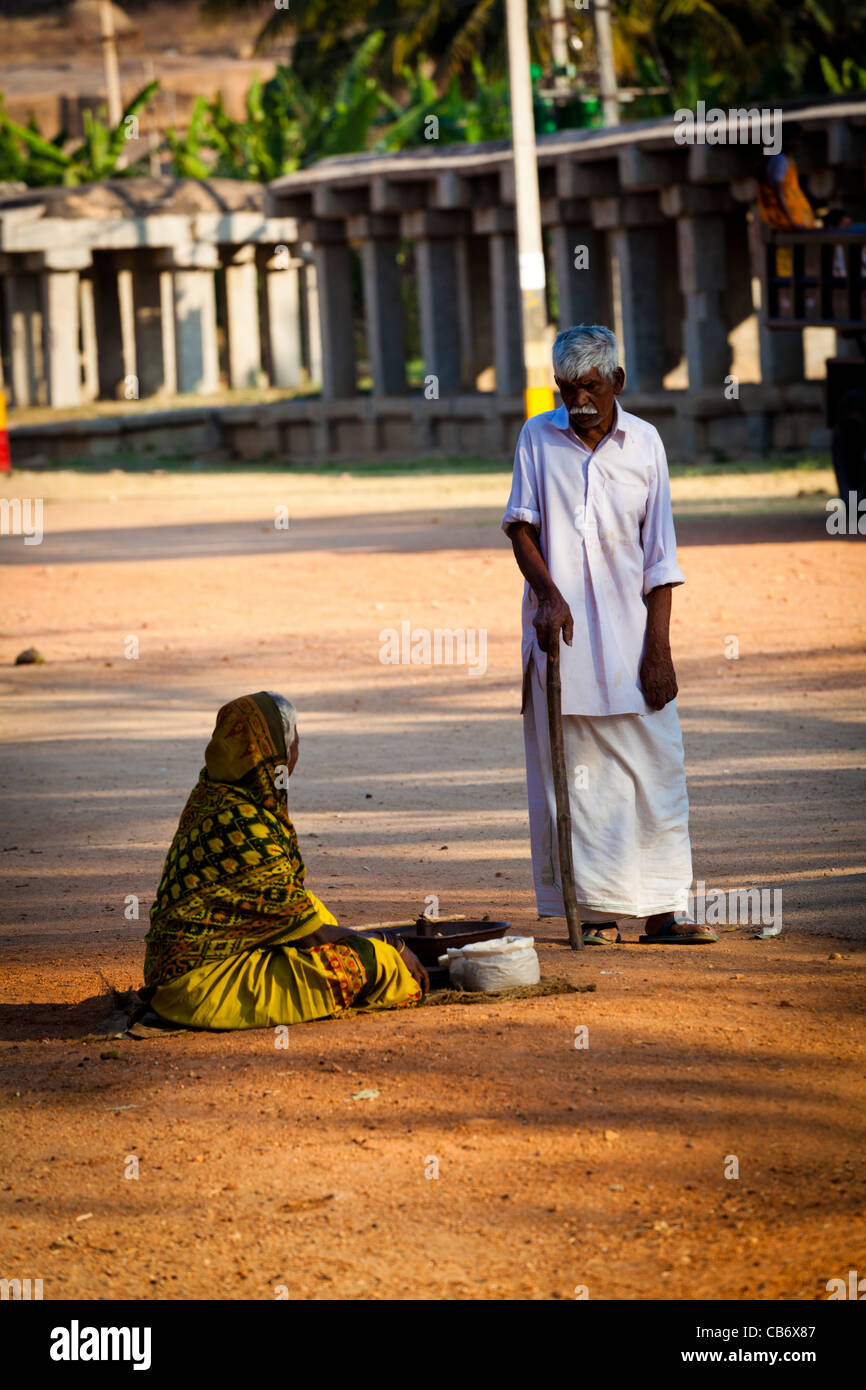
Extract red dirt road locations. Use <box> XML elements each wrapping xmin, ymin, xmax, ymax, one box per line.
<box><xmin>1</xmin><ymin>464</ymin><xmax>864</xmax><ymax>1301</ymax></box>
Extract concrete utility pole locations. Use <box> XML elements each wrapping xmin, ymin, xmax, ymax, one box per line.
<box><xmin>549</xmin><ymin>0</ymin><xmax>571</xmax><ymax>92</ymax></box>
<box><xmin>99</xmin><ymin>0</ymin><xmax>123</xmax><ymax>127</ymax></box>
<box><xmin>144</xmin><ymin>57</ymin><xmax>161</xmax><ymax>175</ymax></box>
<box><xmin>593</xmin><ymin>0</ymin><xmax>620</xmax><ymax>127</ymax></box>
<box><xmin>505</xmin><ymin>0</ymin><xmax>555</xmax><ymax>418</ymax></box>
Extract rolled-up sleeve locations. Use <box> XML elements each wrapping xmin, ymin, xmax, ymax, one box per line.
<box><xmin>641</xmin><ymin>431</ymin><xmax>684</xmax><ymax>594</ymax></box>
<box><xmin>501</xmin><ymin>425</ymin><xmax>541</xmax><ymax>534</ymax></box>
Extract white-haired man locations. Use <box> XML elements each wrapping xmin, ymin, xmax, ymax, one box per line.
<box><xmin>503</xmin><ymin>324</ymin><xmax>715</xmax><ymax>945</ymax></box>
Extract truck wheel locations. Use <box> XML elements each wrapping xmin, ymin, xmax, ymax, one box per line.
<box><xmin>832</xmin><ymin>387</ymin><xmax>866</xmax><ymax>502</ymax></box>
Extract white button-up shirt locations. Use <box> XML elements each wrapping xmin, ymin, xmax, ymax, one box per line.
<box><xmin>502</xmin><ymin>402</ymin><xmax>684</xmax><ymax>716</ymax></box>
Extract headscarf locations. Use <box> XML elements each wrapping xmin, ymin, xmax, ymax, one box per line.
<box><xmin>144</xmin><ymin>692</ymin><xmax>317</xmax><ymax>988</ymax></box>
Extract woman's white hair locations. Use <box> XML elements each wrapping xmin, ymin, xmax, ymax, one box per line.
<box><xmin>553</xmin><ymin>324</ymin><xmax>619</xmax><ymax>383</ymax></box>
<box><xmin>265</xmin><ymin>690</ymin><xmax>298</xmax><ymax>747</ymax></box>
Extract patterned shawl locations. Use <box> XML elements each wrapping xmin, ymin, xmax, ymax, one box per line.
<box><xmin>144</xmin><ymin>692</ymin><xmax>320</xmax><ymax>988</ymax></box>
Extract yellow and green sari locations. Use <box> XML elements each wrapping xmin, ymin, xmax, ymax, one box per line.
<box><xmin>143</xmin><ymin>692</ymin><xmax>421</xmax><ymax>1029</ymax></box>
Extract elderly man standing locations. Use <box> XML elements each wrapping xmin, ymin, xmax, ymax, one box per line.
<box><xmin>502</xmin><ymin>324</ymin><xmax>716</xmax><ymax>945</ymax></box>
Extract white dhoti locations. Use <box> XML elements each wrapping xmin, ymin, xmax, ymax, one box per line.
<box><xmin>523</xmin><ymin>659</ymin><xmax>692</xmax><ymax>921</ymax></box>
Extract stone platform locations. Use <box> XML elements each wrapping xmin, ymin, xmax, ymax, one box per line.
<box><xmin>7</xmin><ymin>381</ymin><xmax>829</xmax><ymax>467</ymax></box>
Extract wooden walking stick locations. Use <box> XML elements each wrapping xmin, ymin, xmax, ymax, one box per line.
<box><xmin>545</xmin><ymin>640</ymin><xmax>584</xmax><ymax>951</ymax></box>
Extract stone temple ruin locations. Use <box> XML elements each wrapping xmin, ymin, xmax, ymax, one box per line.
<box><xmin>0</xmin><ymin>178</ymin><xmax>310</xmax><ymax>402</ymax></box>
<box><xmin>1</xmin><ymin>100</ymin><xmax>865</xmax><ymax>463</ymax></box>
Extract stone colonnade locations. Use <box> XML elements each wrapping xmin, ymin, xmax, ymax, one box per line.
<box><xmin>0</xmin><ymin>196</ymin><xmax>315</xmax><ymax>409</ymax></box>
<box><xmin>267</xmin><ymin>102</ymin><xmax>866</xmax><ymax>402</ymax></box>
<box><xmin>1</xmin><ymin>104</ymin><xmax>864</xmax><ymax>450</ymax></box>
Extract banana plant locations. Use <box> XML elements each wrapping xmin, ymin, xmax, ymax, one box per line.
<box><xmin>162</xmin><ymin>32</ymin><xmax>390</xmax><ymax>182</ymax></box>
<box><xmin>163</xmin><ymin>95</ymin><xmax>214</xmax><ymax>180</ymax></box>
<box><xmin>374</xmin><ymin>53</ymin><xmax>510</xmax><ymax>152</ymax></box>
<box><xmin>0</xmin><ymin>81</ymin><xmax>158</xmax><ymax>185</ymax></box>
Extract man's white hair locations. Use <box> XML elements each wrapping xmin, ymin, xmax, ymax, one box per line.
<box><xmin>553</xmin><ymin>324</ymin><xmax>619</xmax><ymax>383</ymax></box>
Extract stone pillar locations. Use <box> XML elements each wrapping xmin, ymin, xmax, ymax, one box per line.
<box><xmin>404</xmin><ymin>211</ymin><xmax>469</xmax><ymax>396</ymax></box>
<box><xmin>301</xmin><ymin>259</ymin><xmax>323</xmax><ymax>386</ymax></box>
<box><xmin>130</xmin><ymin>255</ymin><xmax>174</xmax><ymax>397</ymax></box>
<box><xmin>591</xmin><ymin>195</ymin><xmax>669</xmax><ymax>388</ymax></box>
<box><xmin>116</xmin><ymin>258</ymin><xmax>137</xmax><ymax>397</ymax></box>
<box><xmin>722</xmin><ymin>209</ymin><xmax>755</xmax><ymax>333</ymax></box>
<box><xmin>548</xmin><ymin>209</ymin><xmax>611</xmax><ymax>329</ymax></box>
<box><xmin>657</xmin><ymin>223</ymin><xmax>687</xmax><ymax>385</ymax></box>
<box><xmin>174</xmin><ymin>269</ymin><xmax>219</xmax><ymax>394</ymax></box>
<box><xmin>91</xmin><ymin>253</ymin><xmax>129</xmax><ymax>400</ymax></box>
<box><xmin>609</xmin><ymin>227</ymin><xmax>667</xmax><ymax>390</ymax></box>
<box><xmin>263</xmin><ymin>248</ymin><xmax>303</xmax><ymax>389</ymax></box>
<box><xmin>222</xmin><ymin>245</ymin><xmax>262</xmax><ymax>390</ymax></box>
<box><xmin>301</xmin><ymin>222</ymin><xmax>356</xmax><ymax>399</ymax></box>
<box><xmin>349</xmin><ymin>214</ymin><xmax>407</xmax><ymax>396</ymax></box>
<box><xmin>2</xmin><ymin>270</ymin><xmax>43</xmax><ymax>407</ymax></box>
<box><xmin>78</xmin><ymin>274</ymin><xmax>99</xmax><ymax>402</ymax></box>
<box><xmin>675</xmin><ymin>216</ymin><xmax>731</xmax><ymax>388</ymax></box>
<box><xmin>475</xmin><ymin>208</ymin><xmax>523</xmax><ymax>397</ymax></box>
<box><xmin>159</xmin><ymin>270</ymin><xmax>177</xmax><ymax>396</ymax></box>
<box><xmin>455</xmin><ymin>235</ymin><xmax>493</xmax><ymax>389</ymax></box>
<box><xmin>494</xmin><ymin>234</ymin><xmax>525</xmax><ymax>395</ymax></box>
<box><xmin>157</xmin><ymin>245</ymin><xmax>220</xmax><ymax>396</ymax></box>
<box><xmin>40</xmin><ymin>264</ymin><xmax>83</xmax><ymax>408</ymax></box>
<box><xmin>416</xmin><ymin>236</ymin><xmax>460</xmax><ymax>393</ymax></box>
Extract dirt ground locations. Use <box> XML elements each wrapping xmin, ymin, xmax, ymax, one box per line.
<box><xmin>0</xmin><ymin>459</ymin><xmax>864</xmax><ymax>1302</ymax></box>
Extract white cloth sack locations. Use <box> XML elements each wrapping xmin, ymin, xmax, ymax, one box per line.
<box><xmin>439</xmin><ymin>936</ymin><xmax>540</xmax><ymax>992</ymax></box>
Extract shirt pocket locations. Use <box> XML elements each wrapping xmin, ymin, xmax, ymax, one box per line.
<box><xmin>599</xmin><ymin>476</ymin><xmax>647</xmax><ymax>521</ymax></box>
<box><xmin>593</xmin><ymin>476</ymin><xmax>647</xmax><ymax>545</ymax></box>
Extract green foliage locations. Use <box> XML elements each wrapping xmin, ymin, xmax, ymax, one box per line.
<box><xmin>0</xmin><ymin>82</ymin><xmax>158</xmax><ymax>186</ymax></box>
<box><xmin>6</xmin><ymin>0</ymin><xmax>866</xmax><ymax>191</ymax></box>
<box><xmin>819</xmin><ymin>54</ymin><xmax>866</xmax><ymax>92</ymax></box>
<box><xmin>204</xmin><ymin>0</ymin><xmax>866</xmax><ymax>113</ymax></box>
<box><xmin>461</xmin><ymin>56</ymin><xmax>512</xmax><ymax>142</ymax></box>
<box><xmin>163</xmin><ymin>31</ymin><xmax>392</xmax><ymax>180</ymax></box>
<box><xmin>0</xmin><ymin>40</ymin><xmax>513</xmax><ymax>190</ymax></box>
<box><xmin>163</xmin><ymin>97</ymin><xmax>215</xmax><ymax>180</ymax></box>
<box><xmin>160</xmin><ymin>32</ymin><xmax>513</xmax><ymax>182</ymax></box>
<box><xmin>670</xmin><ymin>43</ymin><xmax>730</xmax><ymax>111</ymax></box>
<box><xmin>375</xmin><ymin>55</ymin><xmax>511</xmax><ymax>150</ymax></box>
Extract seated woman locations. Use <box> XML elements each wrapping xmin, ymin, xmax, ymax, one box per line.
<box><xmin>142</xmin><ymin>690</ymin><xmax>428</xmax><ymax>1029</ymax></box>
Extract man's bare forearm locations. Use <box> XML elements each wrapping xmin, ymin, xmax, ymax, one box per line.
<box><xmin>507</xmin><ymin>521</ymin><xmax>560</xmax><ymax>602</ymax></box>
<box><xmin>641</xmin><ymin>584</ymin><xmax>678</xmax><ymax>709</ymax></box>
<box><xmin>645</xmin><ymin>583</ymin><xmax>673</xmax><ymax>652</ymax></box>
<box><xmin>507</xmin><ymin>520</ymin><xmax>574</xmax><ymax>651</ymax></box>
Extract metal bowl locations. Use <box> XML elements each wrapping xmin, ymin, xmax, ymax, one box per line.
<box><xmin>397</xmin><ymin>917</ymin><xmax>511</xmax><ymax>965</ymax></box>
